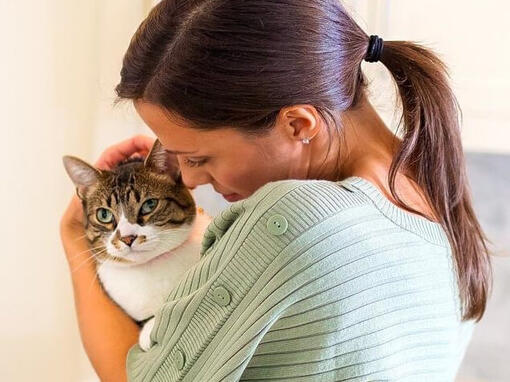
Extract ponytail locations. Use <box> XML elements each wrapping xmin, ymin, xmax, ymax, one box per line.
<box><xmin>372</xmin><ymin>40</ymin><xmax>493</xmax><ymax>322</ymax></box>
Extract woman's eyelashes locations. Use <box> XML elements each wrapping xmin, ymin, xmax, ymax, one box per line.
<box><xmin>183</xmin><ymin>157</ymin><xmax>208</xmax><ymax>167</ymax></box>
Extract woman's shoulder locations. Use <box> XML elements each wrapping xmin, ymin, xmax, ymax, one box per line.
<box><xmin>198</xmin><ymin>178</ymin><xmax>369</xmax><ymax>256</ymax></box>
<box><xmin>221</xmin><ymin>178</ymin><xmax>370</xmax><ymax>227</ymax></box>
<box><xmin>244</xmin><ymin>178</ymin><xmax>367</xmax><ymax>211</ymax></box>
<box><xmin>215</xmin><ymin>177</ymin><xmax>449</xmax><ymax>243</ymax></box>
<box><xmin>201</xmin><ymin>176</ymin><xmax>452</xmax><ymax>260</ymax></box>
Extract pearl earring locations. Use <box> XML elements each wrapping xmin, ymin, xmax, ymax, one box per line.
<box><xmin>302</xmin><ymin>137</ymin><xmax>310</xmax><ymax>144</ymax></box>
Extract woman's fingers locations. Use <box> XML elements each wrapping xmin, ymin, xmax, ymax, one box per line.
<box><xmin>94</xmin><ymin>135</ymin><xmax>156</xmax><ymax>170</ymax></box>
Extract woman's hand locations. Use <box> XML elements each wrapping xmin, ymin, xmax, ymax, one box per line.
<box><xmin>60</xmin><ymin>134</ymin><xmax>156</xmax><ymax>258</ymax></box>
<box><xmin>93</xmin><ymin>134</ymin><xmax>156</xmax><ymax>172</ymax></box>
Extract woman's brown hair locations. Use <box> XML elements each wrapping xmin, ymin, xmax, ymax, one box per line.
<box><xmin>114</xmin><ymin>0</ymin><xmax>493</xmax><ymax>322</ymax></box>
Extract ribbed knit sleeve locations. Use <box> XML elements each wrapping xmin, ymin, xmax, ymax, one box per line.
<box><xmin>125</xmin><ymin>177</ymin><xmax>475</xmax><ymax>381</ymax></box>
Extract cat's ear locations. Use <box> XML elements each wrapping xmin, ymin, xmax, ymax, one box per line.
<box><xmin>62</xmin><ymin>155</ymin><xmax>103</xmax><ymax>197</ymax></box>
<box><xmin>144</xmin><ymin>139</ymin><xmax>182</xmax><ymax>181</ymax></box>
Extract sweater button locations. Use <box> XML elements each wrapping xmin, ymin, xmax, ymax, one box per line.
<box><xmin>174</xmin><ymin>348</ymin><xmax>185</xmax><ymax>370</ymax></box>
<box><xmin>267</xmin><ymin>214</ymin><xmax>288</xmax><ymax>235</ymax></box>
<box><xmin>212</xmin><ymin>286</ymin><xmax>231</xmax><ymax>306</ymax></box>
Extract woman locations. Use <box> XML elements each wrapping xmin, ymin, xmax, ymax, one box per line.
<box><xmin>60</xmin><ymin>1</ymin><xmax>492</xmax><ymax>381</ymax></box>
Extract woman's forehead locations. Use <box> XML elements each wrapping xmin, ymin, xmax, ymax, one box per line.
<box><xmin>134</xmin><ymin>100</ymin><xmax>255</xmax><ymax>152</ymax></box>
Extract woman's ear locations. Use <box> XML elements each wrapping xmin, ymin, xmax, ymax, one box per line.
<box><xmin>144</xmin><ymin>139</ymin><xmax>182</xmax><ymax>181</ymax></box>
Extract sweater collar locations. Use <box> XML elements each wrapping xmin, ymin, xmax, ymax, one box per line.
<box><xmin>340</xmin><ymin>176</ymin><xmax>450</xmax><ymax>247</ymax></box>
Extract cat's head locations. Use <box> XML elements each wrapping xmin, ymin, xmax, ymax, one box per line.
<box><xmin>62</xmin><ymin>139</ymin><xmax>197</xmax><ymax>267</ymax></box>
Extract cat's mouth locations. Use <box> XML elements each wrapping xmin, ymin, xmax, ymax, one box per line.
<box><xmin>123</xmin><ymin>246</ymin><xmax>173</xmax><ymax>259</ymax></box>
<box><xmin>116</xmin><ymin>248</ymin><xmax>176</xmax><ymax>266</ymax></box>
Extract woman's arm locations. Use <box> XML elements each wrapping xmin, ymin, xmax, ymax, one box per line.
<box><xmin>60</xmin><ymin>196</ymin><xmax>140</xmax><ymax>382</ymax></box>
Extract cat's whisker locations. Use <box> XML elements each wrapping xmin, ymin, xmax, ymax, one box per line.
<box><xmin>67</xmin><ymin>245</ymin><xmax>107</xmax><ymax>260</ymax></box>
<box><xmin>147</xmin><ymin>236</ymin><xmax>181</xmax><ymax>242</ymax></box>
<box><xmin>76</xmin><ymin>244</ymin><xmax>107</xmax><ymax>255</ymax></box>
<box><xmin>93</xmin><ymin>249</ymin><xmax>111</xmax><ymax>260</ymax></box>
<box><xmin>70</xmin><ymin>254</ymin><xmax>97</xmax><ymax>274</ymax></box>
<box><xmin>153</xmin><ymin>227</ymin><xmax>194</xmax><ymax>234</ymax></box>
<box><xmin>70</xmin><ymin>232</ymin><xmax>90</xmax><ymax>242</ymax></box>
<box><xmin>69</xmin><ymin>247</ymin><xmax>110</xmax><ymax>273</ymax></box>
<box><xmin>145</xmin><ymin>232</ymin><xmax>184</xmax><ymax>241</ymax></box>
<box><xmin>86</xmin><ymin>258</ymin><xmax>109</xmax><ymax>296</ymax></box>
<box><xmin>150</xmin><ymin>234</ymin><xmax>194</xmax><ymax>243</ymax></box>
<box><xmin>159</xmin><ymin>226</ymin><xmax>192</xmax><ymax>230</ymax></box>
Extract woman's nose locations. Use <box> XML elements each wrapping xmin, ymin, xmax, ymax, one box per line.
<box><xmin>180</xmin><ymin>168</ymin><xmax>211</xmax><ymax>190</ymax></box>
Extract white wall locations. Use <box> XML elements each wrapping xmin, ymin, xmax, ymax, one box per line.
<box><xmin>0</xmin><ymin>1</ymin><xmax>507</xmax><ymax>381</ymax></box>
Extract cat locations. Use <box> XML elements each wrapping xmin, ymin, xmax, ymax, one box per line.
<box><xmin>62</xmin><ymin>138</ymin><xmax>212</xmax><ymax>351</ymax></box>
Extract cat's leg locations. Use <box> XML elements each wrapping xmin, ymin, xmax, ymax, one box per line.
<box><xmin>138</xmin><ymin>316</ymin><xmax>156</xmax><ymax>351</ymax></box>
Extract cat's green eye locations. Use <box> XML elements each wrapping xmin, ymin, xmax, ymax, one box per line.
<box><xmin>96</xmin><ymin>208</ymin><xmax>113</xmax><ymax>223</ymax></box>
<box><xmin>140</xmin><ymin>198</ymin><xmax>159</xmax><ymax>215</ymax></box>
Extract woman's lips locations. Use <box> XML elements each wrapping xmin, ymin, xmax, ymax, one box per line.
<box><xmin>222</xmin><ymin>193</ymin><xmax>242</xmax><ymax>202</ymax></box>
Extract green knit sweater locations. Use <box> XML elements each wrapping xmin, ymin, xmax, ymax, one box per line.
<box><xmin>125</xmin><ymin>176</ymin><xmax>475</xmax><ymax>381</ymax></box>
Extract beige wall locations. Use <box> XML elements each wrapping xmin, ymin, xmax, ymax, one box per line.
<box><xmin>0</xmin><ymin>1</ymin><xmax>507</xmax><ymax>381</ymax></box>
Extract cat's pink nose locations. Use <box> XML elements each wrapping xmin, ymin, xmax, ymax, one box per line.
<box><xmin>120</xmin><ymin>235</ymin><xmax>137</xmax><ymax>247</ymax></box>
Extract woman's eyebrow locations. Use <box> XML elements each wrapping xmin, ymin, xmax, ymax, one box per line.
<box><xmin>164</xmin><ymin>149</ymin><xmax>198</xmax><ymax>154</ymax></box>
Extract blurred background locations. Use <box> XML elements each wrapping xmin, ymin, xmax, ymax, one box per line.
<box><xmin>0</xmin><ymin>0</ymin><xmax>508</xmax><ymax>381</ymax></box>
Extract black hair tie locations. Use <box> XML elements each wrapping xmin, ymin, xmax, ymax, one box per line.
<box><xmin>364</xmin><ymin>35</ymin><xmax>384</xmax><ymax>63</ymax></box>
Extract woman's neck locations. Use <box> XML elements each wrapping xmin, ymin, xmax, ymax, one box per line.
<box><xmin>308</xmin><ymin>95</ymin><xmax>400</xmax><ymax>183</ymax></box>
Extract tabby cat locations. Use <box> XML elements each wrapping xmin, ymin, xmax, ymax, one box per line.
<box><xmin>62</xmin><ymin>139</ymin><xmax>212</xmax><ymax>351</ymax></box>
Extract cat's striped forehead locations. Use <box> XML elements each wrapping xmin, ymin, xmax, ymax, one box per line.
<box><xmin>88</xmin><ymin>159</ymin><xmax>195</xmax><ymax>223</ymax></box>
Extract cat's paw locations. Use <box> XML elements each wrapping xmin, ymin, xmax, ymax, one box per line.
<box><xmin>138</xmin><ymin>316</ymin><xmax>156</xmax><ymax>351</ymax></box>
